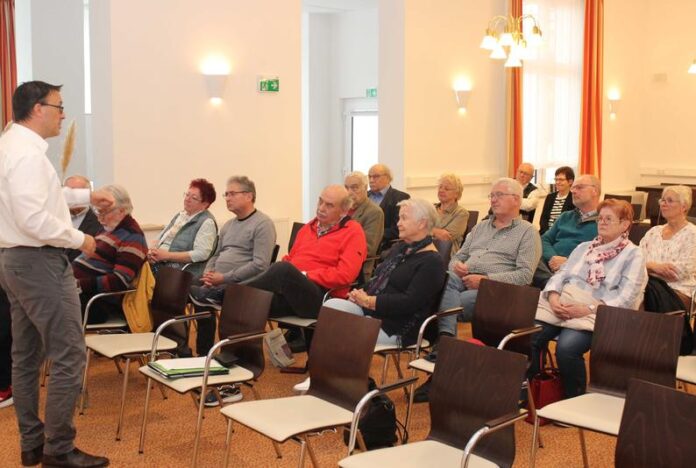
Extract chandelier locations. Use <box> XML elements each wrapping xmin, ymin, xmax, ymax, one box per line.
<box><xmin>480</xmin><ymin>15</ymin><xmax>543</xmax><ymax>68</ymax></box>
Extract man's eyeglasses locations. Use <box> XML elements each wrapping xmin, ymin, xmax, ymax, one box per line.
<box><xmin>94</xmin><ymin>207</ymin><xmax>117</xmax><ymax>217</ymax></box>
<box><xmin>571</xmin><ymin>184</ymin><xmax>595</xmax><ymax>191</ymax></box>
<box><xmin>40</xmin><ymin>102</ymin><xmax>65</xmax><ymax>113</ymax></box>
<box><xmin>224</xmin><ymin>191</ymin><xmax>249</xmax><ymax>198</ymax></box>
<box><xmin>183</xmin><ymin>192</ymin><xmax>202</xmax><ymax>202</ymax></box>
<box><xmin>488</xmin><ymin>192</ymin><xmax>516</xmax><ymax>200</ymax></box>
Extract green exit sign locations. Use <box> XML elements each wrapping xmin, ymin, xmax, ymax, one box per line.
<box><xmin>366</xmin><ymin>87</ymin><xmax>377</xmax><ymax>98</ymax></box>
<box><xmin>258</xmin><ymin>76</ymin><xmax>279</xmax><ymax>93</ymax></box>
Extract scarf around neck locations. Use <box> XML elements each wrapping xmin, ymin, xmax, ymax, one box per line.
<box><xmin>584</xmin><ymin>231</ymin><xmax>630</xmax><ymax>288</ymax></box>
<box><xmin>366</xmin><ymin>235</ymin><xmax>434</xmax><ymax>296</ymax></box>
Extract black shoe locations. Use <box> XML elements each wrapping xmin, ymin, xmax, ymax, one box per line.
<box><xmin>21</xmin><ymin>444</ymin><xmax>43</xmax><ymax>466</ymax></box>
<box><xmin>413</xmin><ymin>377</ymin><xmax>432</xmax><ymax>403</ymax></box>
<box><xmin>284</xmin><ymin>328</ymin><xmax>306</xmax><ymax>353</ymax></box>
<box><xmin>189</xmin><ymin>286</ymin><xmax>224</xmax><ymax>308</ymax></box>
<box><xmin>42</xmin><ymin>447</ymin><xmax>109</xmax><ymax>467</ymax></box>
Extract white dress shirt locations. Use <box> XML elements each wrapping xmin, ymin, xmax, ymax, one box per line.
<box><xmin>0</xmin><ymin>124</ymin><xmax>89</xmax><ymax>249</ymax></box>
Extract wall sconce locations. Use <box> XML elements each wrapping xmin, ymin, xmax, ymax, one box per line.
<box><xmin>453</xmin><ymin>78</ymin><xmax>472</xmax><ymax>114</ymax></box>
<box><xmin>200</xmin><ymin>55</ymin><xmax>231</xmax><ymax>106</ymax></box>
<box><xmin>689</xmin><ymin>59</ymin><xmax>696</xmax><ymax>74</ymax></box>
<box><xmin>607</xmin><ymin>89</ymin><xmax>621</xmax><ymax>121</ymax></box>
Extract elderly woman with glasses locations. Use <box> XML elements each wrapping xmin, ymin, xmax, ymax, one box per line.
<box><xmin>539</xmin><ymin>166</ymin><xmax>576</xmax><ymax>235</ymax></box>
<box><xmin>528</xmin><ymin>199</ymin><xmax>647</xmax><ymax>399</ymax></box>
<box><xmin>639</xmin><ymin>185</ymin><xmax>696</xmax><ymax>310</ymax></box>
<box><xmin>432</xmin><ymin>173</ymin><xmax>469</xmax><ymax>252</ymax></box>
<box><xmin>72</xmin><ymin>185</ymin><xmax>148</xmax><ymax>324</ymax></box>
<box><xmin>148</xmin><ymin>178</ymin><xmax>218</xmax><ymax>277</ymax></box>
<box><xmin>324</xmin><ymin>198</ymin><xmax>446</xmax><ymax>346</ymax></box>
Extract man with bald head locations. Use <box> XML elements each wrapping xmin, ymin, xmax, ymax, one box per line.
<box><xmin>368</xmin><ymin>163</ymin><xmax>410</xmax><ymax>251</ymax></box>
<box><xmin>63</xmin><ymin>175</ymin><xmax>102</xmax><ymax>261</ymax></box>
<box><xmin>516</xmin><ymin>162</ymin><xmax>546</xmax><ymax>222</ymax></box>
<box><xmin>248</xmin><ymin>184</ymin><xmax>367</xmax><ymax>319</ymax></box>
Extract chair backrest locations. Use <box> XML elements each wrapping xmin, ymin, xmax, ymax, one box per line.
<box><xmin>615</xmin><ymin>378</ymin><xmax>696</xmax><ymax>467</ymax></box>
<box><xmin>428</xmin><ymin>337</ymin><xmax>527</xmax><ymax>468</ymax></box>
<box><xmin>307</xmin><ymin>307</ymin><xmax>381</xmax><ymax>410</ymax></box>
<box><xmin>589</xmin><ymin>306</ymin><xmax>682</xmax><ymax>396</ymax></box>
<box><xmin>288</xmin><ymin>222</ymin><xmax>305</xmax><ymax>252</ymax></box>
<box><xmin>432</xmin><ymin>238</ymin><xmax>453</xmax><ymax>266</ymax></box>
<box><xmin>629</xmin><ymin>222</ymin><xmax>651</xmax><ymax>245</ymax></box>
<box><xmin>150</xmin><ymin>267</ymin><xmax>194</xmax><ymax>344</ymax></box>
<box><xmin>605</xmin><ymin>193</ymin><xmax>633</xmax><ymax>203</ymax></box>
<box><xmin>471</xmin><ymin>279</ymin><xmax>541</xmax><ymax>357</ymax></box>
<box><xmin>270</xmin><ymin>244</ymin><xmax>280</xmax><ymax>263</ymax></box>
<box><xmin>217</xmin><ymin>284</ymin><xmax>274</xmax><ymax>379</ymax></box>
<box><xmin>463</xmin><ymin>210</ymin><xmax>479</xmax><ymax>241</ymax></box>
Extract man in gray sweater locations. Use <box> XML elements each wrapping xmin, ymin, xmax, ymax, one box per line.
<box><xmin>188</xmin><ymin>176</ymin><xmax>276</xmax><ymax>363</ymax></box>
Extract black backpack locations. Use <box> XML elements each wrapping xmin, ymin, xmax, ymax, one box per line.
<box><xmin>643</xmin><ymin>275</ymin><xmax>694</xmax><ymax>355</ymax></box>
<box><xmin>343</xmin><ymin>378</ymin><xmax>404</xmax><ymax>450</ymax></box>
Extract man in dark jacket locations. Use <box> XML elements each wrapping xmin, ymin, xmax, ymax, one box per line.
<box><xmin>367</xmin><ymin>163</ymin><xmax>410</xmax><ymax>251</ymax></box>
<box><xmin>64</xmin><ymin>175</ymin><xmax>102</xmax><ymax>261</ymax></box>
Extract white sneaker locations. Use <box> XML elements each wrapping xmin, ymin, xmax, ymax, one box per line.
<box><xmin>293</xmin><ymin>377</ymin><xmax>310</xmax><ymax>393</ymax></box>
<box><xmin>220</xmin><ymin>385</ymin><xmax>243</xmax><ymax>404</ymax></box>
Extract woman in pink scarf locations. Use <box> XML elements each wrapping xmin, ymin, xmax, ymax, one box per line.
<box><xmin>528</xmin><ymin>199</ymin><xmax>647</xmax><ymax>398</ymax></box>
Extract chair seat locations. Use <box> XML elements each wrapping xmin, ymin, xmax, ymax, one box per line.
<box><xmin>537</xmin><ymin>392</ymin><xmax>625</xmax><ymax>435</ymax></box>
<box><xmin>338</xmin><ymin>439</ymin><xmax>498</xmax><ymax>468</ymax></box>
<box><xmin>220</xmin><ymin>394</ymin><xmax>353</xmax><ymax>442</ymax></box>
<box><xmin>138</xmin><ymin>364</ymin><xmax>254</xmax><ymax>394</ymax></box>
<box><xmin>374</xmin><ymin>339</ymin><xmax>429</xmax><ymax>353</ymax></box>
<box><xmin>677</xmin><ymin>355</ymin><xmax>696</xmax><ymax>384</ymax></box>
<box><xmin>85</xmin><ymin>333</ymin><xmax>177</xmax><ymax>359</ymax></box>
<box><xmin>271</xmin><ymin>316</ymin><xmax>317</xmax><ymax>328</ymax></box>
<box><xmin>409</xmin><ymin>358</ymin><xmax>435</xmax><ymax>374</ymax></box>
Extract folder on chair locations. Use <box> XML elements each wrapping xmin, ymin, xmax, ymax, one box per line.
<box><xmin>147</xmin><ymin>357</ymin><xmax>229</xmax><ymax>379</ymax></box>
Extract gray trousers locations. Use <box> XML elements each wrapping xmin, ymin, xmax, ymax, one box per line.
<box><xmin>0</xmin><ymin>247</ymin><xmax>85</xmax><ymax>456</ymax></box>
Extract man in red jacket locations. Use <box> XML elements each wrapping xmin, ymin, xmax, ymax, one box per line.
<box><xmin>248</xmin><ymin>184</ymin><xmax>367</xmax><ymax>319</ymax></box>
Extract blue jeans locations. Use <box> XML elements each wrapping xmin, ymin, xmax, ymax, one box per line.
<box><xmin>323</xmin><ymin>299</ymin><xmax>398</xmax><ymax>346</ymax></box>
<box><xmin>437</xmin><ymin>273</ymin><xmax>479</xmax><ymax>336</ymax></box>
<box><xmin>529</xmin><ymin>320</ymin><xmax>593</xmax><ymax>399</ymax></box>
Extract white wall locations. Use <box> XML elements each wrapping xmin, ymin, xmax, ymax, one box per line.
<box><xmin>106</xmin><ymin>0</ymin><xmax>302</xmax><ymax>248</ymax></box>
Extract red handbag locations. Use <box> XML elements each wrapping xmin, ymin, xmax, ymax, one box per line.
<box><xmin>525</xmin><ymin>353</ymin><xmax>564</xmax><ymax>425</ymax></box>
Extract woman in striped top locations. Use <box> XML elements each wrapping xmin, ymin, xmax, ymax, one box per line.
<box><xmin>539</xmin><ymin>166</ymin><xmax>575</xmax><ymax>234</ymax></box>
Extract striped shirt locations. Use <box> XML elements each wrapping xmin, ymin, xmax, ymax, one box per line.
<box><xmin>450</xmin><ymin>216</ymin><xmax>541</xmax><ymax>285</ymax></box>
<box><xmin>544</xmin><ymin>240</ymin><xmax>647</xmax><ymax>309</ymax></box>
<box><xmin>548</xmin><ymin>194</ymin><xmax>568</xmax><ymax>230</ymax></box>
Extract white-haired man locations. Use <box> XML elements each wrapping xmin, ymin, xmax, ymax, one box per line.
<box><xmin>368</xmin><ymin>164</ymin><xmax>410</xmax><ymax>251</ymax></box>
<box><xmin>345</xmin><ymin>171</ymin><xmax>384</xmax><ymax>278</ymax></box>
<box><xmin>414</xmin><ymin>178</ymin><xmax>541</xmax><ymax>402</ymax></box>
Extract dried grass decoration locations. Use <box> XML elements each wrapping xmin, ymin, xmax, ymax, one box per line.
<box><xmin>61</xmin><ymin>120</ymin><xmax>77</xmax><ymax>178</ymax></box>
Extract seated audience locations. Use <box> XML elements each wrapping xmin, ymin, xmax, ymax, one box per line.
<box><xmin>325</xmin><ymin>198</ymin><xmax>446</xmax><ymax>346</ymax></box>
<box><xmin>414</xmin><ymin>178</ymin><xmax>541</xmax><ymax>403</ymax></box>
<box><xmin>539</xmin><ymin>166</ymin><xmax>575</xmax><ymax>234</ymax></box>
<box><xmin>188</xmin><ymin>176</ymin><xmax>276</xmax><ymax>357</ymax></box>
<box><xmin>533</xmin><ymin>175</ymin><xmax>600</xmax><ymax>288</ymax></box>
<box><xmin>639</xmin><ymin>185</ymin><xmax>696</xmax><ymax>310</ymax></box>
<box><xmin>367</xmin><ymin>163</ymin><xmax>410</xmax><ymax>251</ymax></box>
<box><xmin>344</xmin><ymin>171</ymin><xmax>384</xmax><ymax>278</ymax></box>
<box><xmin>432</xmin><ymin>173</ymin><xmax>469</xmax><ymax>252</ymax></box>
<box><xmin>72</xmin><ymin>185</ymin><xmax>148</xmax><ymax>324</ymax></box>
<box><xmin>516</xmin><ymin>162</ymin><xmax>547</xmax><ymax>222</ymax></box>
<box><xmin>64</xmin><ymin>175</ymin><xmax>102</xmax><ymax>261</ymax></box>
<box><xmin>529</xmin><ymin>199</ymin><xmax>647</xmax><ymax>399</ymax></box>
<box><xmin>248</xmin><ymin>184</ymin><xmax>366</xmax><ymax>319</ymax></box>
<box><xmin>148</xmin><ymin>178</ymin><xmax>217</xmax><ymax>277</ymax></box>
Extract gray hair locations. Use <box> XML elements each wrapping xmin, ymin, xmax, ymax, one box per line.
<box><xmin>227</xmin><ymin>175</ymin><xmax>256</xmax><ymax>202</ymax></box>
<box><xmin>345</xmin><ymin>171</ymin><xmax>368</xmax><ymax>187</ymax></box>
<box><xmin>662</xmin><ymin>185</ymin><xmax>693</xmax><ymax>211</ymax></box>
<box><xmin>63</xmin><ymin>174</ymin><xmax>92</xmax><ymax>189</ymax></box>
<box><xmin>492</xmin><ymin>177</ymin><xmax>522</xmax><ymax>198</ymax></box>
<box><xmin>101</xmin><ymin>184</ymin><xmax>133</xmax><ymax>214</ymax></box>
<box><xmin>576</xmin><ymin>174</ymin><xmax>602</xmax><ymax>195</ymax></box>
<box><xmin>370</xmin><ymin>163</ymin><xmax>393</xmax><ymax>182</ymax></box>
<box><xmin>438</xmin><ymin>173</ymin><xmax>463</xmax><ymax>200</ymax></box>
<box><xmin>397</xmin><ymin>198</ymin><xmax>438</xmax><ymax>231</ymax></box>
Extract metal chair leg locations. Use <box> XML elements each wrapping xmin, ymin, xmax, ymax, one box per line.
<box><xmin>403</xmin><ymin>373</ymin><xmax>418</xmax><ymax>436</ymax></box>
<box><xmin>224</xmin><ymin>419</ymin><xmax>234</xmax><ymax>468</ymax></box>
<box><xmin>271</xmin><ymin>440</ymin><xmax>283</xmax><ymax>459</ymax></box>
<box><xmin>380</xmin><ymin>354</ymin><xmax>389</xmax><ymax>385</ymax></box>
<box><xmin>526</xmin><ymin>384</ymin><xmax>543</xmax><ymax>448</ymax></box>
<box><xmin>304</xmin><ymin>435</ymin><xmax>319</xmax><ymax>468</ymax></box>
<box><xmin>138</xmin><ymin>377</ymin><xmax>154</xmax><ymax>454</ymax></box>
<box><xmin>297</xmin><ymin>439</ymin><xmax>307</xmax><ymax>468</ymax></box>
<box><xmin>578</xmin><ymin>428</ymin><xmax>589</xmax><ymax>468</ymax></box>
<box><xmin>113</xmin><ymin>359</ymin><xmax>123</xmax><ymax>375</ymax></box>
<box><xmin>115</xmin><ymin>357</ymin><xmax>131</xmax><ymax>441</ymax></box>
<box><xmin>530</xmin><ymin>414</ymin><xmax>541</xmax><ymax>468</ymax></box>
<box><xmin>79</xmin><ymin>350</ymin><xmax>92</xmax><ymax>415</ymax></box>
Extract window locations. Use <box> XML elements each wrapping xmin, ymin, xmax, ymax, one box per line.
<box><xmin>343</xmin><ymin>97</ymin><xmax>378</xmax><ymax>174</ymax></box>
<box><xmin>522</xmin><ymin>0</ymin><xmax>584</xmax><ymax>185</ymax></box>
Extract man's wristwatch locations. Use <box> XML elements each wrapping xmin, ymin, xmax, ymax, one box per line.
<box><xmin>587</xmin><ymin>304</ymin><xmax>596</xmax><ymax>312</ymax></box>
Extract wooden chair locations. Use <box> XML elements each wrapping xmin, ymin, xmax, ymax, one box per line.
<box><xmin>615</xmin><ymin>379</ymin><xmax>696</xmax><ymax>468</ymax></box>
<box><xmin>340</xmin><ymin>337</ymin><xmax>528</xmax><ymax>468</ymax></box>
<box><xmin>137</xmin><ymin>283</ymin><xmax>274</xmax><ymax>462</ymax></box>
<box><xmin>463</xmin><ymin>210</ymin><xmax>479</xmax><ymax>241</ymax></box>
<box><xmin>219</xmin><ymin>307</ymin><xmax>415</xmax><ymax>468</ymax></box>
<box><xmin>531</xmin><ymin>306</ymin><xmax>683</xmax><ymax>468</ymax></box>
<box><xmin>407</xmin><ymin>279</ymin><xmax>541</xmax><ymax>432</ymax></box>
<box><xmin>628</xmin><ymin>222</ymin><xmax>651</xmax><ymax>245</ymax></box>
<box><xmin>288</xmin><ymin>221</ymin><xmax>305</xmax><ymax>252</ymax></box>
<box><xmin>79</xmin><ymin>267</ymin><xmax>193</xmax><ymax>440</ymax></box>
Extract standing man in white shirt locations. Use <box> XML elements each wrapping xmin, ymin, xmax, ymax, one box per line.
<box><xmin>0</xmin><ymin>81</ymin><xmax>112</xmax><ymax>468</ymax></box>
